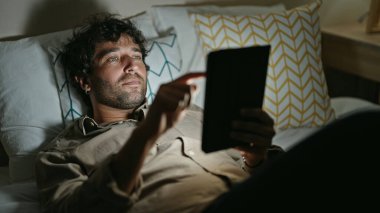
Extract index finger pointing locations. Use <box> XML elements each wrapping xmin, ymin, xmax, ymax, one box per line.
<box><xmin>175</xmin><ymin>72</ymin><xmax>206</xmax><ymax>84</ymax></box>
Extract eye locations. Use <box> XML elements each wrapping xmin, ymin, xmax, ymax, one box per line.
<box><xmin>132</xmin><ymin>55</ymin><xmax>142</xmax><ymax>60</ymax></box>
<box><xmin>106</xmin><ymin>56</ymin><xmax>119</xmax><ymax>63</ymax></box>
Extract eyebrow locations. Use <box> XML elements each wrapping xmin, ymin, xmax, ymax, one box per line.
<box><xmin>94</xmin><ymin>48</ymin><xmax>120</xmax><ymax>61</ymax></box>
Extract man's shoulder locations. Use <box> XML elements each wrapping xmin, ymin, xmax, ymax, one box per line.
<box><xmin>40</xmin><ymin>117</ymin><xmax>84</xmax><ymax>152</ymax></box>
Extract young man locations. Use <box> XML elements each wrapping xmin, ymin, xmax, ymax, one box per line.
<box><xmin>36</xmin><ymin>13</ymin><xmax>380</xmax><ymax>213</ymax></box>
<box><xmin>35</xmin><ymin>14</ymin><xmax>278</xmax><ymax>213</ymax></box>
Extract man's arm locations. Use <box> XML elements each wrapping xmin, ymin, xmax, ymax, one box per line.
<box><xmin>35</xmin><ymin>148</ymin><xmax>137</xmax><ymax>213</ymax></box>
<box><xmin>36</xmin><ymin>73</ymin><xmax>206</xmax><ymax>212</ymax></box>
<box><xmin>109</xmin><ymin>72</ymin><xmax>205</xmax><ymax>193</ymax></box>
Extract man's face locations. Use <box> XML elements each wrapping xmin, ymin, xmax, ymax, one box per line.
<box><xmin>89</xmin><ymin>35</ymin><xmax>147</xmax><ymax>109</ymax></box>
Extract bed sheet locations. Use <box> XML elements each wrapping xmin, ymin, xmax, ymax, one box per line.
<box><xmin>0</xmin><ymin>97</ymin><xmax>379</xmax><ymax>213</ymax></box>
<box><xmin>0</xmin><ymin>178</ymin><xmax>39</xmax><ymax>213</ymax></box>
<box><xmin>273</xmin><ymin>97</ymin><xmax>380</xmax><ymax>151</ymax></box>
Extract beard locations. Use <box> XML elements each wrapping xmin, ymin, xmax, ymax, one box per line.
<box><xmin>91</xmin><ymin>74</ymin><xmax>147</xmax><ymax>109</ymax></box>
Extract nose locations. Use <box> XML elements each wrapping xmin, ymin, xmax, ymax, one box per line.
<box><xmin>122</xmin><ymin>56</ymin><xmax>137</xmax><ymax>73</ymax></box>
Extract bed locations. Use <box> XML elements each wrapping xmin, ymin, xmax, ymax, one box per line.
<box><xmin>1</xmin><ymin>1</ymin><xmax>380</xmax><ymax>212</ymax></box>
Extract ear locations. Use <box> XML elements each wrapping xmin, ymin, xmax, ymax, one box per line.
<box><xmin>75</xmin><ymin>75</ymin><xmax>91</xmax><ymax>93</ymax></box>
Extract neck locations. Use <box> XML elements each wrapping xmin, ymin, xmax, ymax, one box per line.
<box><xmin>92</xmin><ymin>103</ymin><xmax>136</xmax><ymax>124</ymax></box>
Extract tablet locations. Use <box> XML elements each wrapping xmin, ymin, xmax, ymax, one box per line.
<box><xmin>202</xmin><ymin>45</ymin><xmax>271</xmax><ymax>153</ymax></box>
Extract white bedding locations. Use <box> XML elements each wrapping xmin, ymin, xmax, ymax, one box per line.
<box><xmin>0</xmin><ymin>96</ymin><xmax>379</xmax><ymax>213</ymax></box>
<box><xmin>0</xmin><ymin>180</ymin><xmax>39</xmax><ymax>213</ymax></box>
<box><xmin>273</xmin><ymin>97</ymin><xmax>380</xmax><ymax>151</ymax></box>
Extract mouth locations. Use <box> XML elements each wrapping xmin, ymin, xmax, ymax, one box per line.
<box><xmin>121</xmin><ymin>78</ymin><xmax>142</xmax><ymax>87</ymax></box>
<box><xmin>119</xmin><ymin>73</ymin><xmax>144</xmax><ymax>87</ymax></box>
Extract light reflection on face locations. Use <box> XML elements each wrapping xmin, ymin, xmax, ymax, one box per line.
<box><xmin>90</xmin><ymin>35</ymin><xmax>147</xmax><ymax>109</ymax></box>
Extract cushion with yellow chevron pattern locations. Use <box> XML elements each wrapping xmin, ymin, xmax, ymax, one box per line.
<box><xmin>190</xmin><ymin>0</ymin><xmax>335</xmax><ymax>130</ymax></box>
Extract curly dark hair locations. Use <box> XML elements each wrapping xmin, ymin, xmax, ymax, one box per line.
<box><xmin>60</xmin><ymin>13</ymin><xmax>149</xmax><ymax>113</ymax></box>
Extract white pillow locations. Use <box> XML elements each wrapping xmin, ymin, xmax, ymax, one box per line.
<box><xmin>148</xmin><ymin>4</ymin><xmax>286</xmax><ymax>73</ymax></box>
<box><xmin>51</xmin><ymin>32</ymin><xmax>184</xmax><ymax>126</ymax></box>
<box><xmin>0</xmin><ymin>12</ymin><xmax>158</xmax><ymax>182</ymax></box>
<box><xmin>0</xmin><ymin>37</ymin><xmax>63</xmax><ymax>182</ymax></box>
<box><xmin>129</xmin><ymin>12</ymin><xmax>159</xmax><ymax>39</ymax></box>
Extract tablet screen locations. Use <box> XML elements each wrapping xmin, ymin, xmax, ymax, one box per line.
<box><xmin>202</xmin><ymin>45</ymin><xmax>271</xmax><ymax>153</ymax></box>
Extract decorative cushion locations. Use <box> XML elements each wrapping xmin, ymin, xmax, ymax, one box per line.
<box><xmin>52</xmin><ymin>32</ymin><xmax>183</xmax><ymax>126</ymax></box>
<box><xmin>145</xmin><ymin>33</ymin><xmax>183</xmax><ymax>104</ymax></box>
<box><xmin>149</xmin><ymin>4</ymin><xmax>286</xmax><ymax>73</ymax></box>
<box><xmin>49</xmin><ymin>47</ymin><xmax>87</xmax><ymax>126</ymax></box>
<box><xmin>190</xmin><ymin>0</ymin><xmax>335</xmax><ymax>130</ymax></box>
<box><xmin>0</xmin><ymin>12</ymin><xmax>159</xmax><ymax>182</ymax></box>
<box><xmin>149</xmin><ymin>4</ymin><xmax>286</xmax><ymax>108</ymax></box>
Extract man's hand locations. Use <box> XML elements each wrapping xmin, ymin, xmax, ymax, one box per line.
<box><xmin>142</xmin><ymin>72</ymin><xmax>206</xmax><ymax>140</ymax></box>
<box><xmin>231</xmin><ymin>108</ymin><xmax>275</xmax><ymax>168</ymax></box>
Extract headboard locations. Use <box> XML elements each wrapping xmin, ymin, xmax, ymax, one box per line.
<box><xmin>0</xmin><ymin>0</ymin><xmax>309</xmax><ymax>41</ymax></box>
<box><xmin>0</xmin><ymin>0</ymin><xmax>370</xmax><ymax>40</ymax></box>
